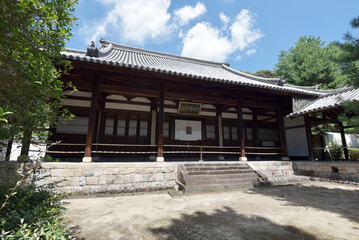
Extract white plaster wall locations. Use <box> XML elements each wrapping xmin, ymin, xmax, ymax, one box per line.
<box><xmin>283</xmin><ymin>116</ymin><xmax>309</xmax><ymax>157</ymax></box>
<box><xmin>200</xmin><ymin>111</ymin><xmax>216</xmax><ymax>117</ymax></box>
<box><xmin>106</xmin><ymin>94</ymin><xmax>127</xmax><ymax>101</ymax></box>
<box><xmin>64</xmin><ymin>90</ymin><xmax>92</xmax><ymax>97</ymax></box>
<box><xmin>132</xmin><ymin>97</ymin><xmax>150</xmax><ymax>103</ymax></box>
<box><xmin>285</xmin><ymin>127</ymin><xmax>309</xmax><ymax>157</ymax></box>
<box><xmin>175</xmin><ymin>119</ymin><xmax>202</xmax><ymax>141</ymax></box>
<box><xmin>61</xmin><ymin>99</ymin><xmax>90</xmax><ymax>108</ymax></box>
<box><xmin>284</xmin><ymin>116</ymin><xmax>305</xmax><ymax>128</ymax></box>
<box><xmin>57</xmin><ymin>117</ymin><xmax>89</xmax><ymax>134</ymax></box>
<box><xmin>222</xmin><ymin>113</ymin><xmax>237</xmax><ymax>119</ymax></box>
<box><xmin>105</xmin><ymin>102</ymin><xmax>150</xmax><ymax>112</ymax></box>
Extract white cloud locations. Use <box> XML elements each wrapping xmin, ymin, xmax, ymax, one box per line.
<box><xmin>179</xmin><ymin>9</ymin><xmax>263</xmax><ymax>62</ymax></box>
<box><xmin>246</xmin><ymin>48</ymin><xmax>257</xmax><ymax>56</ymax></box>
<box><xmin>219</xmin><ymin>12</ymin><xmax>230</xmax><ymax>26</ymax></box>
<box><xmin>230</xmin><ymin>9</ymin><xmax>264</xmax><ymax>50</ymax></box>
<box><xmin>174</xmin><ymin>2</ymin><xmax>206</xmax><ymax>26</ymax></box>
<box><xmin>80</xmin><ymin>0</ymin><xmax>171</xmax><ymax>45</ymax></box>
<box><xmin>180</xmin><ymin>22</ymin><xmax>232</xmax><ymax>62</ymax></box>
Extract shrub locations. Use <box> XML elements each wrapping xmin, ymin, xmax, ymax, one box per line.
<box><xmin>349</xmin><ymin>148</ymin><xmax>359</xmax><ymax>161</ymax></box>
<box><xmin>0</xmin><ymin>164</ymin><xmax>73</xmax><ymax>239</ymax></box>
<box><xmin>327</xmin><ymin>141</ymin><xmax>343</xmax><ymax>161</ymax></box>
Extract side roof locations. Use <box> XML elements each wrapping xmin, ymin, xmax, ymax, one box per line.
<box><xmin>288</xmin><ymin>88</ymin><xmax>359</xmax><ymax>117</ymax></box>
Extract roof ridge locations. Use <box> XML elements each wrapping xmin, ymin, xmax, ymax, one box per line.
<box><xmin>317</xmin><ymin>86</ymin><xmax>354</xmax><ymax>97</ymax></box>
<box><xmin>104</xmin><ymin>40</ymin><xmax>224</xmax><ymax>68</ymax></box>
<box><xmin>221</xmin><ymin>65</ymin><xmax>281</xmax><ymax>83</ymax></box>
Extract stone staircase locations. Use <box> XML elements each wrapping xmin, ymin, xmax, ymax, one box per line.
<box><xmin>177</xmin><ymin>162</ymin><xmax>266</xmax><ymax>192</ymax></box>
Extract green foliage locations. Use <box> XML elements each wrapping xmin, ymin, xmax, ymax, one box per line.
<box><xmin>327</xmin><ymin>141</ymin><xmax>343</xmax><ymax>161</ymax></box>
<box><xmin>0</xmin><ymin>107</ymin><xmax>13</xmax><ymax>124</ymax></box>
<box><xmin>0</xmin><ymin>0</ymin><xmax>77</xmax><ymax>147</ymax></box>
<box><xmin>338</xmin><ymin>16</ymin><xmax>359</xmax><ymax>86</ymax></box>
<box><xmin>0</xmin><ymin>165</ymin><xmax>72</xmax><ymax>239</ymax></box>
<box><xmin>337</xmin><ymin>16</ymin><xmax>359</xmax><ymax>133</ymax></box>
<box><xmin>241</xmin><ymin>69</ymin><xmax>277</xmax><ymax>78</ymax></box>
<box><xmin>253</xmin><ymin>69</ymin><xmax>277</xmax><ymax>78</ymax></box>
<box><xmin>275</xmin><ymin>36</ymin><xmax>348</xmax><ymax>89</ymax></box>
<box><xmin>348</xmin><ymin>148</ymin><xmax>359</xmax><ymax>161</ymax></box>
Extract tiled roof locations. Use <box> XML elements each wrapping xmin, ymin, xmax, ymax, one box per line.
<box><xmin>288</xmin><ymin>88</ymin><xmax>359</xmax><ymax>117</ymax></box>
<box><xmin>62</xmin><ymin>39</ymin><xmax>331</xmax><ymax>96</ymax></box>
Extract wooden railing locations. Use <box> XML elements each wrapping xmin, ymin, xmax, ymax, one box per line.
<box><xmin>44</xmin><ymin>142</ymin><xmax>283</xmax><ymax>160</ymax></box>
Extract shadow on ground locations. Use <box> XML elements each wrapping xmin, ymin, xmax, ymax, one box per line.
<box><xmin>149</xmin><ymin>206</ymin><xmax>316</xmax><ymax>240</ymax></box>
<box><xmin>251</xmin><ymin>183</ymin><xmax>359</xmax><ymax>224</ymax></box>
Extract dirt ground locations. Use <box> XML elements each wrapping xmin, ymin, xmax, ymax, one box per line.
<box><xmin>64</xmin><ymin>181</ymin><xmax>359</xmax><ymax>240</ymax></box>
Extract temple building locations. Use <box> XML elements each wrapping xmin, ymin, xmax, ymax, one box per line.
<box><xmin>47</xmin><ymin>38</ymin><xmax>359</xmax><ymax>162</ymax></box>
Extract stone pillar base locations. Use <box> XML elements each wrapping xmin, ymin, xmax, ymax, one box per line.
<box><xmin>82</xmin><ymin>157</ymin><xmax>92</xmax><ymax>163</ymax></box>
<box><xmin>282</xmin><ymin>156</ymin><xmax>290</xmax><ymax>161</ymax></box>
<box><xmin>156</xmin><ymin>157</ymin><xmax>164</xmax><ymax>162</ymax></box>
<box><xmin>239</xmin><ymin>157</ymin><xmax>247</xmax><ymax>162</ymax></box>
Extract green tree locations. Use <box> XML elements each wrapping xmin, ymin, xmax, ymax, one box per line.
<box><xmin>253</xmin><ymin>69</ymin><xmax>276</xmax><ymax>78</ymax></box>
<box><xmin>0</xmin><ymin>0</ymin><xmax>77</xmax><ymax>158</ymax></box>
<box><xmin>338</xmin><ymin>16</ymin><xmax>359</xmax><ymax>86</ymax></box>
<box><xmin>275</xmin><ymin>36</ymin><xmax>348</xmax><ymax>89</ymax></box>
<box><xmin>240</xmin><ymin>69</ymin><xmax>276</xmax><ymax>78</ymax></box>
<box><xmin>338</xmin><ymin>16</ymin><xmax>359</xmax><ymax>132</ymax></box>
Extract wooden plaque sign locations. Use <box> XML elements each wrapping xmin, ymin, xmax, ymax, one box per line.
<box><xmin>178</xmin><ymin>102</ymin><xmax>202</xmax><ymax>115</ymax></box>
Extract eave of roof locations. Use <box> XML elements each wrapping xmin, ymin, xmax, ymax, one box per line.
<box><xmin>61</xmin><ymin>39</ymin><xmax>349</xmax><ymax>98</ymax></box>
<box><xmin>287</xmin><ymin>88</ymin><xmax>359</xmax><ymax>117</ymax></box>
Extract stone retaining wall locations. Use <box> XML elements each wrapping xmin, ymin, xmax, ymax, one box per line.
<box><xmin>0</xmin><ymin>162</ymin><xmax>177</xmax><ymax>194</ymax></box>
<box><xmin>292</xmin><ymin>161</ymin><xmax>359</xmax><ymax>182</ymax></box>
<box><xmin>249</xmin><ymin>161</ymin><xmax>294</xmax><ymax>180</ymax></box>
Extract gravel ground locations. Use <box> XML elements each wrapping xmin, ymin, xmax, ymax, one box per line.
<box><xmin>64</xmin><ymin>181</ymin><xmax>359</xmax><ymax>240</ymax></box>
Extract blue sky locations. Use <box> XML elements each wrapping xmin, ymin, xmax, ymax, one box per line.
<box><xmin>67</xmin><ymin>0</ymin><xmax>359</xmax><ymax>73</ymax></box>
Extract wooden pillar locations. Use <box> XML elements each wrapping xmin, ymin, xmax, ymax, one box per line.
<box><xmin>237</xmin><ymin>101</ymin><xmax>246</xmax><ymax>161</ymax></box>
<box><xmin>252</xmin><ymin>108</ymin><xmax>260</xmax><ymax>159</ymax></box>
<box><xmin>304</xmin><ymin>115</ymin><xmax>314</xmax><ymax>161</ymax></box>
<box><xmin>156</xmin><ymin>88</ymin><xmax>164</xmax><ymax>162</ymax></box>
<box><xmin>83</xmin><ymin>76</ymin><xmax>99</xmax><ymax>162</ymax></box>
<box><xmin>339</xmin><ymin>122</ymin><xmax>349</xmax><ymax>160</ymax></box>
<box><xmin>95</xmin><ymin>94</ymin><xmax>106</xmax><ymax>153</ymax></box>
<box><xmin>277</xmin><ymin>108</ymin><xmax>289</xmax><ymax>160</ymax></box>
<box><xmin>216</xmin><ymin>107</ymin><xmax>224</xmax><ymax>160</ymax></box>
<box><xmin>150</xmin><ymin>99</ymin><xmax>157</xmax><ymax>146</ymax></box>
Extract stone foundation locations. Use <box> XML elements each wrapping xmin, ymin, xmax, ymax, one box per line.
<box><xmin>0</xmin><ymin>162</ymin><xmax>177</xmax><ymax>194</ymax></box>
<box><xmin>249</xmin><ymin>161</ymin><xmax>295</xmax><ymax>180</ymax></box>
<box><xmin>1</xmin><ymin>161</ymin><xmax>358</xmax><ymax>195</ymax></box>
<box><xmin>292</xmin><ymin>161</ymin><xmax>359</xmax><ymax>182</ymax></box>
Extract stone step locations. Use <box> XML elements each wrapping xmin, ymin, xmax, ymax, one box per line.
<box><xmin>184</xmin><ymin>182</ymin><xmax>257</xmax><ymax>193</ymax></box>
<box><xmin>185</xmin><ymin>166</ymin><xmax>250</xmax><ymax>171</ymax></box>
<box><xmin>188</xmin><ymin>169</ymin><xmax>254</xmax><ymax>175</ymax></box>
<box><xmin>189</xmin><ymin>176</ymin><xmax>259</xmax><ymax>186</ymax></box>
<box><xmin>189</xmin><ymin>173</ymin><xmax>259</xmax><ymax>181</ymax></box>
<box><xmin>183</xmin><ymin>163</ymin><xmax>246</xmax><ymax>167</ymax></box>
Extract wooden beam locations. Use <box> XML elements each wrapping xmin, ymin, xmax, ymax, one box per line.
<box><xmin>99</xmin><ymin>83</ymin><xmax>159</xmax><ymax>98</ymax></box>
<box><xmin>165</xmin><ymin>91</ymin><xmax>236</xmax><ymax>106</ymax></box>
<box><xmin>242</xmin><ymin>100</ymin><xmax>280</xmax><ymax>110</ymax></box>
